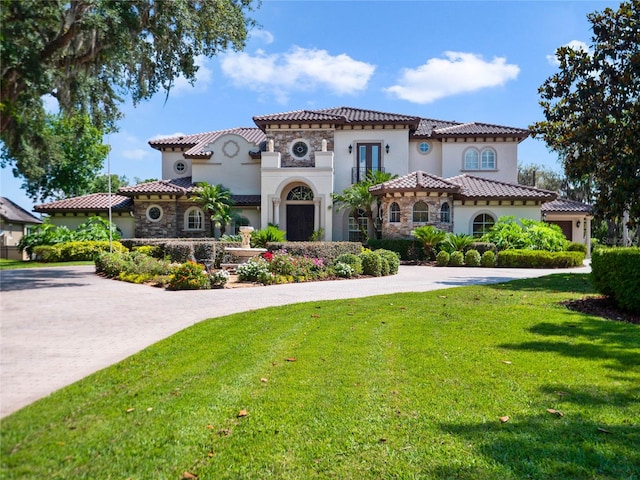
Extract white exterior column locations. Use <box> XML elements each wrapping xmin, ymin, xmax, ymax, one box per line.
<box><xmin>273</xmin><ymin>198</ymin><xmax>280</xmax><ymax>226</ymax></box>
<box><xmin>586</xmin><ymin>216</ymin><xmax>592</xmax><ymax>258</ymax></box>
<box><xmin>314</xmin><ymin>198</ymin><xmax>321</xmax><ymax>231</ymax></box>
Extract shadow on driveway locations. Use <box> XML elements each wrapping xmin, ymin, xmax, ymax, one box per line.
<box><xmin>0</xmin><ymin>267</ymin><xmax>94</xmax><ymax>292</ymax></box>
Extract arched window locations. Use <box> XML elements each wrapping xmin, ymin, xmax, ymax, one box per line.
<box><xmin>185</xmin><ymin>207</ymin><xmax>204</xmax><ymax>231</ymax></box>
<box><xmin>472</xmin><ymin>213</ymin><xmax>495</xmax><ymax>237</ymax></box>
<box><xmin>389</xmin><ymin>202</ymin><xmax>400</xmax><ymax>223</ymax></box>
<box><xmin>464</xmin><ymin>149</ymin><xmax>479</xmax><ymax>170</ymax></box>
<box><xmin>287</xmin><ymin>185</ymin><xmax>314</xmax><ymax>201</ymax></box>
<box><xmin>481</xmin><ymin>149</ymin><xmax>496</xmax><ymax>169</ymax></box>
<box><xmin>413</xmin><ymin>201</ymin><xmax>429</xmax><ymax>223</ymax></box>
<box><xmin>440</xmin><ymin>202</ymin><xmax>450</xmax><ymax>223</ymax></box>
<box><xmin>348</xmin><ymin>209</ymin><xmax>368</xmax><ymax>242</ymax></box>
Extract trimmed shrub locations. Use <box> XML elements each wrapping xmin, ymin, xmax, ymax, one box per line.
<box><xmin>168</xmin><ymin>261</ymin><xmax>210</xmax><ymax>290</ymax></box>
<box><xmin>449</xmin><ymin>251</ymin><xmax>464</xmax><ymax>267</ymax></box>
<box><xmin>164</xmin><ymin>241</ymin><xmax>195</xmax><ymax>263</ymax></box>
<box><xmin>333</xmin><ymin>262</ymin><xmax>354</xmax><ymax>278</ymax></box>
<box><xmin>591</xmin><ymin>247</ymin><xmax>640</xmax><ymax>313</ymax></box>
<box><xmin>132</xmin><ymin>245</ymin><xmax>162</xmax><ymax>258</ymax></box>
<box><xmin>368</xmin><ymin>238</ymin><xmax>426</xmax><ymax>262</ymax></box>
<box><xmin>33</xmin><ymin>241</ymin><xmax>127</xmax><ymax>262</ymax></box>
<box><xmin>375</xmin><ymin>249</ymin><xmax>400</xmax><ymax>275</ymax></box>
<box><xmin>497</xmin><ymin>250</ymin><xmax>584</xmax><ymax>268</ymax></box>
<box><xmin>464</xmin><ymin>249</ymin><xmax>481</xmax><ymax>267</ymax></box>
<box><xmin>267</xmin><ymin>242</ymin><xmax>361</xmax><ymax>265</ymax></box>
<box><xmin>360</xmin><ymin>250</ymin><xmax>383</xmax><ymax>277</ymax></box>
<box><xmin>566</xmin><ymin>242</ymin><xmax>588</xmax><ymax>255</ymax></box>
<box><xmin>469</xmin><ymin>242</ymin><xmax>497</xmax><ymax>255</ymax></box>
<box><xmin>481</xmin><ymin>250</ymin><xmax>496</xmax><ymax>267</ymax></box>
<box><xmin>334</xmin><ymin>253</ymin><xmax>363</xmax><ymax>275</ymax></box>
<box><xmin>436</xmin><ymin>250</ymin><xmax>450</xmax><ymax>267</ymax></box>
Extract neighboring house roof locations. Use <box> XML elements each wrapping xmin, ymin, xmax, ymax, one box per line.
<box><xmin>541</xmin><ymin>198</ymin><xmax>593</xmax><ymax>214</ymax></box>
<box><xmin>370</xmin><ymin>173</ymin><xmax>556</xmax><ymax>203</ymax></box>
<box><xmin>369</xmin><ymin>171</ymin><xmax>460</xmax><ymax>195</ymax></box>
<box><xmin>33</xmin><ymin>193</ymin><xmax>133</xmax><ymax>213</ymax></box>
<box><xmin>118</xmin><ymin>178</ymin><xmax>260</xmax><ymax>206</ymax></box>
<box><xmin>148</xmin><ymin>127</ymin><xmax>266</xmax><ymax>160</ymax></box>
<box><xmin>447</xmin><ymin>174</ymin><xmax>557</xmax><ymax>202</ymax></box>
<box><xmin>0</xmin><ymin>197</ymin><xmax>42</xmax><ymax>224</ymax></box>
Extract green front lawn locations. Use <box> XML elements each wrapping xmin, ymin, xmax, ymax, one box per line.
<box><xmin>1</xmin><ymin>274</ymin><xmax>638</xmax><ymax>479</ymax></box>
<box><xmin>0</xmin><ymin>259</ymin><xmax>94</xmax><ymax>270</ymax></box>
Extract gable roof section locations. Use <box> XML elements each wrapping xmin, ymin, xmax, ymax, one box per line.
<box><xmin>541</xmin><ymin>198</ymin><xmax>592</xmax><ymax>214</ymax></box>
<box><xmin>447</xmin><ymin>174</ymin><xmax>557</xmax><ymax>202</ymax></box>
<box><xmin>148</xmin><ymin>127</ymin><xmax>266</xmax><ymax>160</ymax></box>
<box><xmin>413</xmin><ymin>119</ymin><xmax>529</xmax><ymax>140</ymax></box>
<box><xmin>0</xmin><ymin>197</ymin><xmax>42</xmax><ymax>223</ymax></box>
<box><xmin>369</xmin><ymin>171</ymin><xmax>460</xmax><ymax>195</ymax></box>
<box><xmin>33</xmin><ymin>193</ymin><xmax>133</xmax><ymax>213</ymax></box>
<box><xmin>253</xmin><ymin>106</ymin><xmax>422</xmax><ymax>130</ymax></box>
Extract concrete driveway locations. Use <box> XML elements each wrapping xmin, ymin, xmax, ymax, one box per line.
<box><xmin>0</xmin><ymin>262</ymin><xmax>590</xmax><ymax>417</ymax></box>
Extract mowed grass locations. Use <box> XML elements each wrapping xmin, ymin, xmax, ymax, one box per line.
<box><xmin>0</xmin><ymin>259</ymin><xmax>93</xmax><ymax>270</ymax></box>
<box><xmin>1</xmin><ymin>274</ymin><xmax>638</xmax><ymax>479</ymax></box>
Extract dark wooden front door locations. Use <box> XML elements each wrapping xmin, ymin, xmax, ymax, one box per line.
<box><xmin>550</xmin><ymin>220</ymin><xmax>573</xmax><ymax>241</ymax></box>
<box><xmin>286</xmin><ymin>205</ymin><xmax>314</xmax><ymax>241</ymax></box>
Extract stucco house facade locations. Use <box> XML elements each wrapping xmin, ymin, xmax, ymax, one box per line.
<box><xmin>34</xmin><ymin>106</ymin><xmax>591</xmax><ymax>245</ymax></box>
<box><xmin>1</xmin><ymin>197</ymin><xmax>42</xmax><ymax>260</ymax></box>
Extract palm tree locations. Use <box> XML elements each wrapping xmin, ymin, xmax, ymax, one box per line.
<box><xmin>412</xmin><ymin>225</ymin><xmax>447</xmax><ymax>260</ymax></box>
<box><xmin>191</xmin><ymin>182</ymin><xmax>234</xmax><ymax>237</ymax></box>
<box><xmin>213</xmin><ymin>205</ymin><xmax>246</xmax><ymax>237</ymax></box>
<box><xmin>332</xmin><ymin>171</ymin><xmax>396</xmax><ymax>241</ymax></box>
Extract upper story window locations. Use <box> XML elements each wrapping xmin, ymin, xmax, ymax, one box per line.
<box><xmin>353</xmin><ymin>142</ymin><xmax>383</xmax><ymax>182</ymax></box>
<box><xmin>413</xmin><ymin>201</ymin><xmax>429</xmax><ymax>223</ymax></box>
<box><xmin>174</xmin><ymin>160</ymin><xmax>187</xmax><ymax>174</ymax></box>
<box><xmin>291</xmin><ymin>140</ymin><xmax>309</xmax><ymax>159</ymax></box>
<box><xmin>389</xmin><ymin>202</ymin><xmax>400</xmax><ymax>223</ymax></box>
<box><xmin>464</xmin><ymin>148</ymin><xmax>496</xmax><ymax>170</ymax></box>
<box><xmin>418</xmin><ymin>141</ymin><xmax>432</xmax><ymax>155</ymax></box>
<box><xmin>185</xmin><ymin>207</ymin><xmax>204</xmax><ymax>231</ymax></box>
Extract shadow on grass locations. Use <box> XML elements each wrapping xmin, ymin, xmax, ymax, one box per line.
<box><xmin>438</xmin><ymin>414</ymin><xmax>640</xmax><ymax>479</ymax></box>
<box><xmin>0</xmin><ymin>267</ymin><xmax>93</xmax><ymax>292</ymax></box>
<box><xmin>489</xmin><ymin>273</ymin><xmax>594</xmax><ymax>295</ymax></box>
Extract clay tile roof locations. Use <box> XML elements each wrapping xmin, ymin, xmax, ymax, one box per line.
<box><xmin>0</xmin><ymin>197</ymin><xmax>42</xmax><ymax>223</ymax></box>
<box><xmin>149</xmin><ymin>127</ymin><xmax>266</xmax><ymax>160</ymax></box>
<box><xmin>370</xmin><ymin>171</ymin><xmax>460</xmax><ymax>195</ymax></box>
<box><xmin>253</xmin><ymin>106</ymin><xmax>422</xmax><ymax>129</ymax></box>
<box><xmin>412</xmin><ymin>118</ymin><xmax>461</xmax><ymax>137</ymax></box>
<box><xmin>232</xmin><ymin>195</ymin><xmax>261</xmax><ymax>206</ymax></box>
<box><xmin>118</xmin><ymin>177</ymin><xmax>196</xmax><ymax>196</ymax></box>
<box><xmin>434</xmin><ymin>122</ymin><xmax>530</xmax><ymax>138</ymax></box>
<box><xmin>33</xmin><ymin>193</ymin><xmax>133</xmax><ymax>213</ymax></box>
<box><xmin>541</xmin><ymin>198</ymin><xmax>593</xmax><ymax>214</ymax></box>
<box><xmin>447</xmin><ymin>174</ymin><xmax>557</xmax><ymax>201</ymax></box>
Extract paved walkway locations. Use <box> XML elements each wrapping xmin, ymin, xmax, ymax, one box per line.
<box><xmin>0</xmin><ymin>263</ymin><xmax>590</xmax><ymax>417</ymax></box>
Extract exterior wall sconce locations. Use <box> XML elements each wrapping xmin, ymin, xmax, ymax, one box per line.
<box><xmin>385</xmin><ymin>144</ymin><xmax>390</xmax><ymax>154</ymax></box>
<box><xmin>348</xmin><ymin>145</ymin><xmax>352</xmax><ymax>154</ymax></box>
<box><xmin>576</xmin><ymin>220</ymin><xmax>581</xmax><ymax>228</ymax></box>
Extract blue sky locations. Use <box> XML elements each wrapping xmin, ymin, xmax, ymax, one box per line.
<box><xmin>1</xmin><ymin>0</ymin><xmax>620</xmax><ymax>214</ymax></box>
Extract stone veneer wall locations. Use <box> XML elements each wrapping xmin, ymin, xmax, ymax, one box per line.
<box><xmin>268</xmin><ymin>130</ymin><xmax>334</xmax><ymax>168</ymax></box>
<box><xmin>134</xmin><ymin>198</ymin><xmax>178</xmax><ymax>238</ymax></box>
<box><xmin>380</xmin><ymin>194</ymin><xmax>454</xmax><ymax>239</ymax></box>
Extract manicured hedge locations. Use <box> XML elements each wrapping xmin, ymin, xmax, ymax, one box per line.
<box><xmin>367</xmin><ymin>238</ymin><xmax>426</xmax><ymax>261</ymax></box>
<box><xmin>497</xmin><ymin>250</ymin><xmax>585</xmax><ymax>268</ymax></box>
<box><xmin>591</xmin><ymin>247</ymin><xmax>640</xmax><ymax>313</ymax></box>
<box><xmin>266</xmin><ymin>242</ymin><xmax>362</xmax><ymax>264</ymax></box>
<box><xmin>119</xmin><ymin>238</ymin><xmax>236</xmax><ymax>267</ymax></box>
<box><xmin>32</xmin><ymin>241</ymin><xmax>127</xmax><ymax>262</ymax></box>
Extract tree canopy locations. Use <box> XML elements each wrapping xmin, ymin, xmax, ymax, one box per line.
<box><xmin>1</xmin><ymin>0</ymin><xmax>257</xmax><ymax>200</ymax></box>
<box><xmin>530</xmin><ymin>0</ymin><xmax>640</xmax><ymax>224</ymax></box>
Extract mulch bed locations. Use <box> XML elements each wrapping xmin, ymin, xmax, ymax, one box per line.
<box><xmin>562</xmin><ymin>296</ymin><xmax>639</xmax><ymax>325</ymax></box>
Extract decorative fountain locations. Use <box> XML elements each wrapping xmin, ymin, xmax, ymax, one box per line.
<box><xmin>222</xmin><ymin>226</ymin><xmax>267</xmax><ymax>270</ymax></box>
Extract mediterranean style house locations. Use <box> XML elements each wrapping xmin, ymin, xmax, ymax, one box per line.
<box><xmin>34</xmin><ymin>106</ymin><xmax>592</xmax><ymax>247</ymax></box>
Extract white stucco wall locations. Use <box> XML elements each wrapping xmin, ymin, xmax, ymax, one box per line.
<box><xmin>408</xmin><ymin>140</ymin><xmax>443</xmax><ymax>176</ymax></box>
<box><xmin>441</xmin><ymin>140</ymin><xmax>519</xmax><ymax>183</ymax></box>
<box><xmin>452</xmin><ymin>204</ymin><xmax>541</xmax><ymax>236</ymax></box>
<box><xmin>47</xmin><ymin>213</ymin><xmax>136</xmax><ymax>238</ymax></box>
<box><xmin>161</xmin><ymin>151</ymin><xmax>192</xmax><ymax>179</ymax></box>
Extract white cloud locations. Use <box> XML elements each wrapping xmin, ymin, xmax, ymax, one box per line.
<box><xmin>220</xmin><ymin>46</ymin><xmax>376</xmax><ymax>102</ymax></box>
<box><xmin>149</xmin><ymin>132</ymin><xmax>186</xmax><ymax>141</ymax></box>
<box><xmin>250</xmin><ymin>29</ymin><xmax>274</xmax><ymax>45</ymax></box>
<box><xmin>546</xmin><ymin>40</ymin><xmax>590</xmax><ymax>66</ymax></box>
<box><xmin>385</xmin><ymin>51</ymin><xmax>520</xmax><ymax>104</ymax></box>
<box><xmin>122</xmin><ymin>148</ymin><xmax>151</xmax><ymax>161</ymax></box>
<box><xmin>171</xmin><ymin>55</ymin><xmax>212</xmax><ymax>94</ymax></box>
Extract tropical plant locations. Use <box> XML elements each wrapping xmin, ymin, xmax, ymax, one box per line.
<box><xmin>251</xmin><ymin>225</ymin><xmax>286</xmax><ymax>248</ymax></box>
<box><xmin>191</xmin><ymin>183</ymin><xmax>234</xmax><ymax>236</ymax></box>
<box><xmin>441</xmin><ymin>232</ymin><xmax>474</xmax><ymax>254</ymax></box>
<box><xmin>412</xmin><ymin>225</ymin><xmax>447</xmax><ymax>260</ymax></box>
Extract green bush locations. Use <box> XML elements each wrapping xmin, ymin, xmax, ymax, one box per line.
<box><xmin>591</xmin><ymin>247</ymin><xmax>640</xmax><ymax>313</ymax></box>
<box><xmin>95</xmin><ymin>250</ymin><xmax>172</xmax><ymax>279</ymax></box>
<box><xmin>375</xmin><ymin>249</ymin><xmax>400</xmax><ymax>275</ymax></box>
<box><xmin>497</xmin><ymin>250</ymin><xmax>584</xmax><ymax>268</ymax></box>
<box><xmin>481</xmin><ymin>250</ymin><xmax>496</xmax><ymax>267</ymax></box>
<box><xmin>34</xmin><ymin>241</ymin><xmax>127</xmax><ymax>262</ymax></box>
<box><xmin>268</xmin><ymin>242</ymin><xmax>361</xmax><ymax>265</ymax></box>
<box><xmin>251</xmin><ymin>225</ymin><xmax>286</xmax><ymax>249</ymax></box>
<box><xmin>168</xmin><ymin>261</ymin><xmax>210</xmax><ymax>290</ymax></box>
<box><xmin>334</xmin><ymin>253</ymin><xmax>363</xmax><ymax>275</ymax></box>
<box><xmin>449</xmin><ymin>251</ymin><xmax>464</xmax><ymax>267</ymax></box>
<box><xmin>464</xmin><ymin>249</ymin><xmax>481</xmax><ymax>267</ymax></box>
<box><xmin>333</xmin><ymin>262</ymin><xmax>354</xmax><ymax>278</ymax></box>
<box><xmin>132</xmin><ymin>245</ymin><xmax>162</xmax><ymax>258</ymax></box>
<box><xmin>469</xmin><ymin>242</ymin><xmax>497</xmax><ymax>255</ymax></box>
<box><xmin>237</xmin><ymin>257</ymin><xmax>271</xmax><ymax>282</ymax></box>
<box><xmin>566</xmin><ymin>242</ymin><xmax>588</xmax><ymax>255</ymax></box>
<box><xmin>436</xmin><ymin>250</ymin><xmax>450</xmax><ymax>267</ymax></box>
<box><xmin>368</xmin><ymin>238</ymin><xmax>426</xmax><ymax>261</ymax></box>
<box><xmin>360</xmin><ymin>250</ymin><xmax>383</xmax><ymax>276</ymax></box>
<box><xmin>481</xmin><ymin>216</ymin><xmax>567</xmax><ymax>252</ymax></box>
<box><xmin>440</xmin><ymin>233</ymin><xmax>474</xmax><ymax>254</ymax></box>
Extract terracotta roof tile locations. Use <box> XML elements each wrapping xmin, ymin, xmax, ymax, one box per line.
<box><xmin>0</xmin><ymin>197</ymin><xmax>42</xmax><ymax>223</ymax></box>
<box><xmin>33</xmin><ymin>194</ymin><xmax>133</xmax><ymax>213</ymax></box>
<box><xmin>253</xmin><ymin>107</ymin><xmax>422</xmax><ymax>129</ymax></box>
<box><xmin>149</xmin><ymin>128</ymin><xmax>266</xmax><ymax>160</ymax></box>
<box><xmin>448</xmin><ymin>174</ymin><xmax>557</xmax><ymax>201</ymax></box>
<box><xmin>541</xmin><ymin>198</ymin><xmax>593</xmax><ymax>214</ymax></box>
<box><xmin>118</xmin><ymin>177</ymin><xmax>195</xmax><ymax>195</ymax></box>
<box><xmin>370</xmin><ymin>172</ymin><xmax>460</xmax><ymax>194</ymax></box>
<box><xmin>434</xmin><ymin>122</ymin><xmax>529</xmax><ymax>138</ymax></box>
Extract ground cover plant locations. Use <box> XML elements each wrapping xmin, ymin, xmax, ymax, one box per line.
<box><xmin>1</xmin><ymin>274</ymin><xmax>638</xmax><ymax>479</ymax></box>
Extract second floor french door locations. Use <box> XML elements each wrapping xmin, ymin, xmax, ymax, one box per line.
<box><xmin>355</xmin><ymin>143</ymin><xmax>382</xmax><ymax>182</ymax></box>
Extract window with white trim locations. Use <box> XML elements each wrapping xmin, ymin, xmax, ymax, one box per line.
<box><xmin>185</xmin><ymin>207</ymin><xmax>204</xmax><ymax>231</ymax></box>
<box><xmin>481</xmin><ymin>149</ymin><xmax>496</xmax><ymax>169</ymax></box>
<box><xmin>146</xmin><ymin>205</ymin><xmax>163</xmax><ymax>222</ymax></box>
<box><xmin>464</xmin><ymin>149</ymin><xmax>480</xmax><ymax>170</ymax></box>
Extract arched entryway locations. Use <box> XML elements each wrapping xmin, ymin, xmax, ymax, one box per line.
<box><xmin>285</xmin><ymin>185</ymin><xmax>315</xmax><ymax>241</ymax></box>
